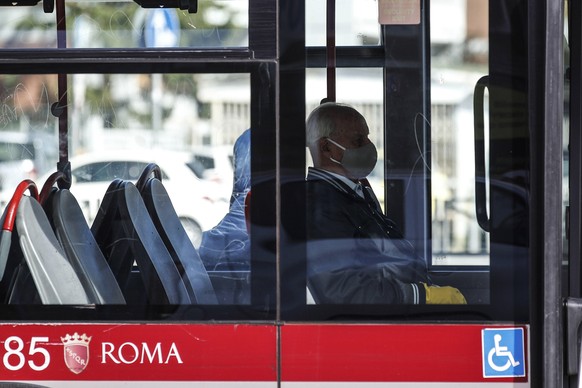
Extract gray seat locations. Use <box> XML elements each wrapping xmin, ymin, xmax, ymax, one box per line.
<box><xmin>92</xmin><ymin>179</ymin><xmax>191</xmax><ymax>304</ymax></box>
<box><xmin>0</xmin><ymin>187</ymin><xmax>90</xmax><ymax>304</ymax></box>
<box><xmin>46</xmin><ymin>188</ymin><xmax>126</xmax><ymax>304</ymax></box>
<box><xmin>140</xmin><ymin>176</ymin><xmax>218</xmax><ymax>304</ymax></box>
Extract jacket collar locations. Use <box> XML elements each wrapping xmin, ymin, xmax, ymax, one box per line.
<box><xmin>307</xmin><ymin>167</ymin><xmax>361</xmax><ymax>197</ymax></box>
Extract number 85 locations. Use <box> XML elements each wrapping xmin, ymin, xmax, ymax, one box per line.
<box><xmin>3</xmin><ymin>336</ymin><xmax>50</xmax><ymax>371</ymax></box>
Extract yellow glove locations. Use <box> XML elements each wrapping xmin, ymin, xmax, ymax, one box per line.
<box><xmin>423</xmin><ymin>283</ymin><xmax>467</xmax><ymax>304</ymax></box>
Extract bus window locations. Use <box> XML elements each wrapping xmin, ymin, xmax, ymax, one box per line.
<box><xmin>0</xmin><ymin>67</ymin><xmax>275</xmax><ymax>318</ymax></box>
<box><xmin>305</xmin><ymin>0</ymin><xmax>380</xmax><ymax>46</ymax></box>
<box><xmin>430</xmin><ymin>0</ymin><xmax>491</xmax><ymax>267</ymax></box>
<box><xmin>2</xmin><ymin>1</ymin><xmax>248</xmax><ymax>49</ymax></box>
<box><xmin>280</xmin><ymin>0</ymin><xmax>529</xmax><ymax>320</ymax></box>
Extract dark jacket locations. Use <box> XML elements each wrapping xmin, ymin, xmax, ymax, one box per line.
<box><xmin>306</xmin><ymin>167</ymin><xmax>429</xmax><ymax>304</ymax></box>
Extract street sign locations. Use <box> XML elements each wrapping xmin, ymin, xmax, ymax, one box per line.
<box><xmin>144</xmin><ymin>8</ymin><xmax>181</xmax><ymax>48</ymax></box>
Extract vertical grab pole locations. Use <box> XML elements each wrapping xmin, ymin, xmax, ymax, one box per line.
<box><xmin>53</xmin><ymin>0</ymin><xmax>71</xmax><ymax>189</ymax></box>
<box><xmin>473</xmin><ymin>75</ymin><xmax>490</xmax><ymax>232</ymax></box>
<box><xmin>325</xmin><ymin>0</ymin><xmax>336</xmax><ymax>103</ymax></box>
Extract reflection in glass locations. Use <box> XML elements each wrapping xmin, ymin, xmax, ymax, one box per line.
<box><xmin>0</xmin><ymin>71</ymin><xmax>251</xmax><ymax>306</ymax></box>
<box><xmin>304</xmin><ymin>103</ymin><xmax>467</xmax><ymax>305</ymax></box>
<box><xmin>306</xmin><ymin>0</ymin><xmax>380</xmax><ymax>46</ymax></box>
<box><xmin>430</xmin><ymin>0</ymin><xmax>490</xmax><ymax>266</ymax></box>
<box><xmin>306</xmin><ymin>68</ymin><xmax>384</xmax><ymax>208</ymax></box>
<box><xmin>0</xmin><ymin>1</ymin><xmax>248</xmax><ymax>49</ymax></box>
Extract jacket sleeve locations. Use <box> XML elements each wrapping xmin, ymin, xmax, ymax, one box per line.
<box><xmin>308</xmin><ymin>263</ymin><xmax>427</xmax><ymax>304</ymax></box>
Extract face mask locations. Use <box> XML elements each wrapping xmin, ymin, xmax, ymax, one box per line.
<box><xmin>327</xmin><ymin>138</ymin><xmax>378</xmax><ymax>179</ymax></box>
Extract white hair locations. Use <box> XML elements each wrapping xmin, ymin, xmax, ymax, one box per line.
<box><xmin>306</xmin><ymin>102</ymin><xmax>367</xmax><ymax>147</ymax></box>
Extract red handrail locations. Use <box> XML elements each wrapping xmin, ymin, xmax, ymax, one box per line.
<box><xmin>0</xmin><ymin>179</ymin><xmax>39</xmax><ymax>280</ymax></box>
<box><xmin>2</xmin><ymin>179</ymin><xmax>39</xmax><ymax>233</ymax></box>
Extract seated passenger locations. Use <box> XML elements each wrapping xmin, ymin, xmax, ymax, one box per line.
<box><xmin>305</xmin><ymin>102</ymin><xmax>466</xmax><ymax>304</ymax></box>
<box><xmin>199</xmin><ymin>129</ymin><xmax>251</xmax><ymax>271</ymax></box>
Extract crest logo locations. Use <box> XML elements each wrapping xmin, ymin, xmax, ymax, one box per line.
<box><xmin>61</xmin><ymin>332</ymin><xmax>92</xmax><ymax>374</ymax></box>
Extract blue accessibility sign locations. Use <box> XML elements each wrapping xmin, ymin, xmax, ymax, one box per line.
<box><xmin>482</xmin><ymin>328</ymin><xmax>526</xmax><ymax>378</ymax></box>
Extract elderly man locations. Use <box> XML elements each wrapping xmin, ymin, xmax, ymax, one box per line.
<box><xmin>305</xmin><ymin>102</ymin><xmax>466</xmax><ymax>304</ymax></box>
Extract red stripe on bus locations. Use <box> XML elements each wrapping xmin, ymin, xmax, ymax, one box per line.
<box><xmin>280</xmin><ymin>324</ymin><xmax>528</xmax><ymax>382</ymax></box>
<box><xmin>0</xmin><ymin>323</ymin><xmax>528</xmax><ymax>383</ymax></box>
<box><xmin>0</xmin><ymin>323</ymin><xmax>277</xmax><ymax>381</ymax></box>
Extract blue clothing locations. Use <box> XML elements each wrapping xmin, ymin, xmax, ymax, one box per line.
<box><xmin>199</xmin><ymin>129</ymin><xmax>250</xmax><ymax>270</ymax></box>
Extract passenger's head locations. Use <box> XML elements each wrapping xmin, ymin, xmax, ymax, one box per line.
<box><xmin>306</xmin><ymin>102</ymin><xmax>376</xmax><ymax>179</ymax></box>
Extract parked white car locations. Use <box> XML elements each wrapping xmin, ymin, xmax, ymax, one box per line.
<box><xmin>0</xmin><ymin>131</ymin><xmax>57</xmax><ymax>196</ymax></box>
<box><xmin>188</xmin><ymin>145</ymin><xmax>234</xmax><ymax>200</ymax></box>
<box><xmin>41</xmin><ymin>150</ymin><xmax>230</xmax><ymax>247</ymax></box>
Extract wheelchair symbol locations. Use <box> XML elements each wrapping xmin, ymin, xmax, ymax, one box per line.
<box><xmin>487</xmin><ymin>334</ymin><xmax>520</xmax><ymax>372</ymax></box>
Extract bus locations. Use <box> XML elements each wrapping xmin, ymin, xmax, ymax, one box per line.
<box><xmin>0</xmin><ymin>0</ymin><xmax>573</xmax><ymax>386</ymax></box>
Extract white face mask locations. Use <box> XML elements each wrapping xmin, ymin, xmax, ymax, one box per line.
<box><xmin>327</xmin><ymin>138</ymin><xmax>378</xmax><ymax>179</ymax></box>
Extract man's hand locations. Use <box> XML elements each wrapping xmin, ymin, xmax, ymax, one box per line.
<box><xmin>423</xmin><ymin>283</ymin><xmax>467</xmax><ymax>304</ymax></box>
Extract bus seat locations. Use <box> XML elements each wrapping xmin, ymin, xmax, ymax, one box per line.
<box><xmin>0</xmin><ymin>181</ymin><xmax>90</xmax><ymax>304</ymax></box>
<box><xmin>92</xmin><ymin>179</ymin><xmax>191</xmax><ymax>305</ymax></box>
<box><xmin>91</xmin><ymin>179</ymin><xmax>132</xmax><ymax>285</ymax></box>
<box><xmin>46</xmin><ymin>188</ymin><xmax>126</xmax><ymax>304</ymax></box>
<box><xmin>140</xmin><ymin>176</ymin><xmax>218</xmax><ymax>304</ymax></box>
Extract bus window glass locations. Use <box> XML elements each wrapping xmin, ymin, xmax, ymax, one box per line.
<box><xmin>430</xmin><ymin>0</ymin><xmax>490</xmax><ymax>267</ymax></box>
<box><xmin>1</xmin><ymin>1</ymin><xmax>248</xmax><ymax>49</ymax></box>
<box><xmin>302</xmin><ymin>0</ymin><xmax>529</xmax><ymax>311</ymax></box>
<box><xmin>0</xmin><ymin>71</ymin><xmax>252</xmax><ymax>309</ymax></box>
<box><xmin>306</xmin><ymin>0</ymin><xmax>380</xmax><ymax>46</ymax></box>
<box><xmin>429</xmin><ymin>0</ymin><xmax>529</xmax><ymax>314</ymax></box>
<box><xmin>0</xmin><ymin>8</ymin><xmax>56</xmax><ymax>48</ymax></box>
<box><xmin>306</xmin><ymin>67</ymin><xmax>385</xmax><ymax>211</ymax></box>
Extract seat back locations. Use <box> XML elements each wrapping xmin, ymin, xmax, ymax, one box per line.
<box><xmin>141</xmin><ymin>177</ymin><xmax>218</xmax><ymax>304</ymax></box>
<box><xmin>15</xmin><ymin>195</ymin><xmax>91</xmax><ymax>304</ymax></box>
<box><xmin>47</xmin><ymin>188</ymin><xmax>126</xmax><ymax>304</ymax></box>
<box><xmin>91</xmin><ymin>179</ymin><xmax>133</xmax><ymax>285</ymax></box>
<box><xmin>0</xmin><ymin>179</ymin><xmax>90</xmax><ymax>304</ymax></box>
<box><xmin>92</xmin><ymin>180</ymin><xmax>191</xmax><ymax>304</ymax></box>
